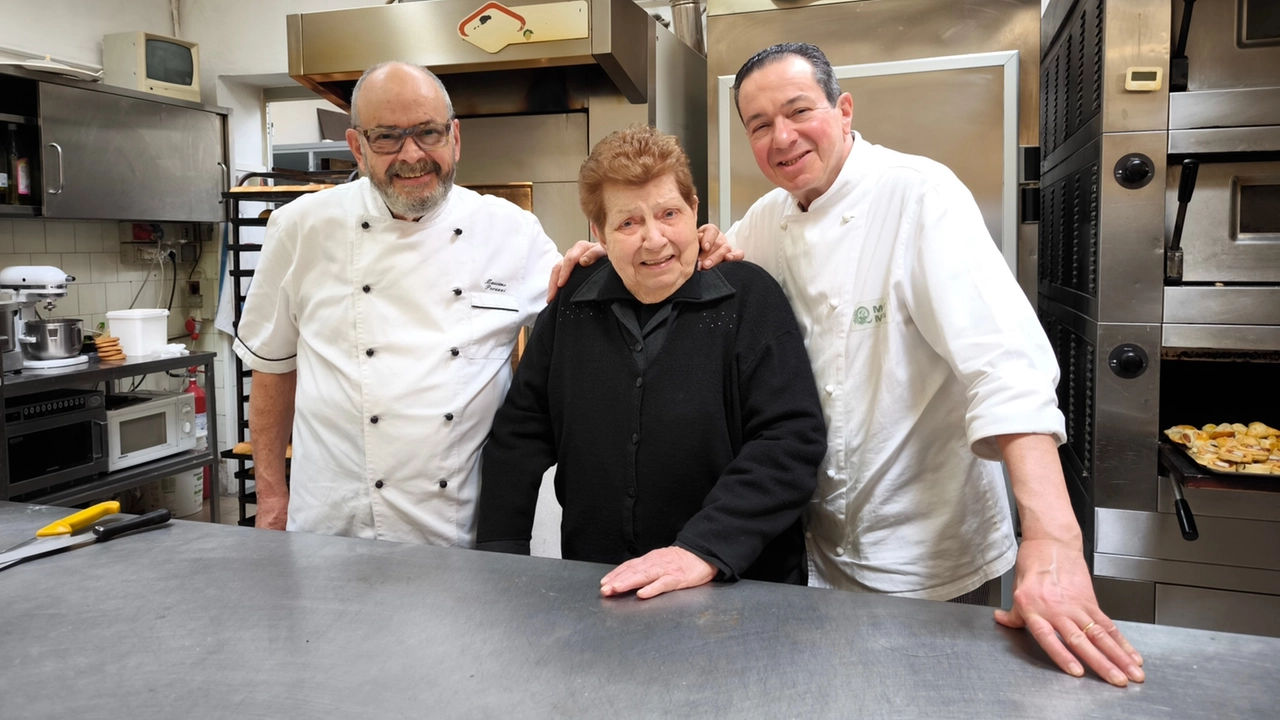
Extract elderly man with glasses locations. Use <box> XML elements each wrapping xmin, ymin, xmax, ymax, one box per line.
<box><xmin>234</xmin><ymin>61</ymin><xmax>569</xmax><ymax>545</ymax></box>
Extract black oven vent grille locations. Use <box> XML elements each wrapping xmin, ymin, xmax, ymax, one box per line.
<box><xmin>1040</xmin><ymin>0</ymin><xmax>1104</xmax><ymax>157</ymax></box>
<box><xmin>1038</xmin><ymin>159</ymin><xmax>1100</xmax><ymax>298</ymax></box>
<box><xmin>1045</xmin><ymin>315</ymin><xmax>1095</xmax><ymax>484</ymax></box>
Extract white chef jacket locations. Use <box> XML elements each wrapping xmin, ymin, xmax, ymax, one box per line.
<box><xmin>728</xmin><ymin>133</ymin><xmax>1066</xmax><ymax>600</ymax></box>
<box><xmin>233</xmin><ymin>179</ymin><xmax>561</xmax><ymax>546</ymax></box>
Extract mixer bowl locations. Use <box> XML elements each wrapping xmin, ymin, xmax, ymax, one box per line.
<box><xmin>22</xmin><ymin>318</ymin><xmax>84</xmax><ymax>360</ymax></box>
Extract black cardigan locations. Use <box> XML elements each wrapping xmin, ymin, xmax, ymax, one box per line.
<box><xmin>476</xmin><ymin>261</ymin><xmax>826</xmax><ymax>583</ymax></box>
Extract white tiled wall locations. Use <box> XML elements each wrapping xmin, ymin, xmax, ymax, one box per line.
<box><xmin>0</xmin><ymin>218</ymin><xmax>220</xmax><ymax>338</ymax></box>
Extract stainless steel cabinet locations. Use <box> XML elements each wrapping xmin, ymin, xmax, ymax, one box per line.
<box><xmin>39</xmin><ymin>82</ymin><xmax>226</xmax><ymax>222</ymax></box>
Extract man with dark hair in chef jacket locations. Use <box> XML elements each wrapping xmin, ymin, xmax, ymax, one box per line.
<box><xmin>550</xmin><ymin>43</ymin><xmax>1146</xmax><ymax>688</ymax></box>
<box><xmin>236</xmin><ymin>62</ymin><xmax>735</xmax><ymax>549</ymax></box>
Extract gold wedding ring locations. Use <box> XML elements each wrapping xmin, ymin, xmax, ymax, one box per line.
<box><xmin>1082</xmin><ymin>621</ymin><xmax>1097</xmax><ymax>633</ymax></box>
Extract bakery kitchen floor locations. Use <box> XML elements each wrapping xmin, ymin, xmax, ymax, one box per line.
<box><xmin>195</xmin><ymin>494</ymin><xmax>243</xmax><ymax>525</ymax></box>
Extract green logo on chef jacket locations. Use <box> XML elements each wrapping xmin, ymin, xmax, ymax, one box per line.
<box><xmin>853</xmin><ymin>300</ymin><xmax>888</xmax><ymax>328</ymax></box>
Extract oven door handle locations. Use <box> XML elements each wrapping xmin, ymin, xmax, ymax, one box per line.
<box><xmin>1170</xmin><ymin>477</ymin><xmax>1199</xmax><ymax>542</ymax></box>
<box><xmin>91</xmin><ymin>419</ymin><xmax>108</xmax><ymax>461</ymax></box>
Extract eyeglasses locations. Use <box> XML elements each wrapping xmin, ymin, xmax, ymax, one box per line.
<box><xmin>356</xmin><ymin>122</ymin><xmax>453</xmax><ymax>154</ymax></box>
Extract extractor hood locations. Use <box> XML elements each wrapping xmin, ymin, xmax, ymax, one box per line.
<box><xmin>286</xmin><ymin>0</ymin><xmax>653</xmax><ymax>110</ymax></box>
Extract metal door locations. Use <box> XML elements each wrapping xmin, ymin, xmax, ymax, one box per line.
<box><xmin>39</xmin><ymin>83</ymin><xmax>225</xmax><ymax>222</ymax></box>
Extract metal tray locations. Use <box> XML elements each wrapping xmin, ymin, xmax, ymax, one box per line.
<box><xmin>1159</xmin><ymin>439</ymin><xmax>1280</xmax><ymax>492</ymax></box>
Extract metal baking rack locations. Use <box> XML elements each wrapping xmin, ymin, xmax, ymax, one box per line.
<box><xmin>220</xmin><ymin>170</ymin><xmax>355</xmax><ymax>526</ymax></box>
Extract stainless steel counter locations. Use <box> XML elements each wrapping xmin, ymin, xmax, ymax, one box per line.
<box><xmin>1</xmin><ymin>502</ymin><xmax>1276</xmax><ymax>719</ymax></box>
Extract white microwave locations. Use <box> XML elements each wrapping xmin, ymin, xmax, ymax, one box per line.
<box><xmin>106</xmin><ymin>391</ymin><xmax>197</xmax><ymax>472</ymax></box>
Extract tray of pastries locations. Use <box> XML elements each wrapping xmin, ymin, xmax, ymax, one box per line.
<box><xmin>1164</xmin><ymin>422</ymin><xmax>1280</xmax><ymax>475</ymax></box>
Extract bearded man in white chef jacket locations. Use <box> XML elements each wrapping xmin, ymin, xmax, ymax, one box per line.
<box><xmin>552</xmin><ymin>43</ymin><xmax>1146</xmax><ymax>687</ymax></box>
<box><xmin>233</xmin><ymin>62</ymin><xmax>568</xmax><ymax>545</ymax></box>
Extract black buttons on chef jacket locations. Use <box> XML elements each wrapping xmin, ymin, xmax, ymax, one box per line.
<box><xmin>439</xmin><ymin>480</ymin><xmax>448</xmax><ymax>489</ymax></box>
<box><xmin>362</xmin><ymin>285</ymin><xmax>371</xmax><ymax>293</ymax></box>
<box><xmin>361</xmin><ymin>221</ymin><xmax>370</xmax><ymax>230</ymax></box>
<box><xmin>453</xmin><ymin>228</ymin><xmax>463</xmax><ymax>236</ymax></box>
<box><xmin>450</xmin><ymin>347</ymin><xmax>460</xmax><ymax>357</ymax></box>
<box><xmin>375</xmin><ymin>480</ymin><xmax>384</xmax><ymax>489</ymax></box>
<box><xmin>444</xmin><ymin>413</ymin><xmax>454</xmax><ymax>421</ymax></box>
<box><xmin>370</xmin><ymin>415</ymin><xmax>380</xmax><ymax>424</ymax></box>
<box><xmin>366</xmin><ymin>348</ymin><xmax>375</xmax><ymax>357</ymax></box>
<box><xmin>452</xmin><ymin>287</ymin><xmax>462</xmax><ymax>296</ymax></box>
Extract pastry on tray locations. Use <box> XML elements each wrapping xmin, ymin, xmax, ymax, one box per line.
<box><xmin>1165</xmin><ymin>422</ymin><xmax>1280</xmax><ymax>475</ymax></box>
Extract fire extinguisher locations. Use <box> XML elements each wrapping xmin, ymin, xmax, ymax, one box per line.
<box><xmin>184</xmin><ymin>367</ymin><xmax>210</xmax><ymax>498</ymax></box>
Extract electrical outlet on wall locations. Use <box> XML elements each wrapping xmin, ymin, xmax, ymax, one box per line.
<box><xmin>120</xmin><ymin>244</ymin><xmax>166</xmax><ymax>265</ymax></box>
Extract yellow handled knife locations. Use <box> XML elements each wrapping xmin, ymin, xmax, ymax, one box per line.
<box><xmin>0</xmin><ymin>501</ymin><xmax>120</xmax><ymax>561</ymax></box>
<box><xmin>34</xmin><ymin>501</ymin><xmax>121</xmax><ymax>537</ymax></box>
<box><xmin>0</xmin><ymin>503</ymin><xmax>171</xmax><ymax>571</ymax></box>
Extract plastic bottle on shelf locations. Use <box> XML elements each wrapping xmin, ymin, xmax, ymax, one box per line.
<box><xmin>2</xmin><ymin>124</ymin><xmax>14</xmax><ymax>205</ymax></box>
<box><xmin>183</xmin><ymin>367</ymin><xmax>211</xmax><ymax>498</ymax></box>
<box><xmin>7</xmin><ymin>123</ymin><xmax>31</xmax><ymax>205</ymax></box>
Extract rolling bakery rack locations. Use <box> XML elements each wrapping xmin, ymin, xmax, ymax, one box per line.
<box><xmin>220</xmin><ymin>170</ymin><xmax>353</xmax><ymax>526</ymax></box>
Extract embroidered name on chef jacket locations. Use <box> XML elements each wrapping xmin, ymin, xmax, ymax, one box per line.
<box><xmin>852</xmin><ymin>298</ymin><xmax>889</xmax><ymax>330</ymax></box>
<box><xmin>483</xmin><ymin>278</ymin><xmax>508</xmax><ymax>293</ymax></box>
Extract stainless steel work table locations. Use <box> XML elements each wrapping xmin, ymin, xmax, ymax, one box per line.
<box><xmin>1</xmin><ymin>502</ymin><xmax>1276</xmax><ymax>719</ymax></box>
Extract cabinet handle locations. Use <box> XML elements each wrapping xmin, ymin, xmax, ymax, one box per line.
<box><xmin>217</xmin><ymin>161</ymin><xmax>229</xmax><ymax>203</ymax></box>
<box><xmin>46</xmin><ymin>142</ymin><xmax>65</xmax><ymax>195</ymax></box>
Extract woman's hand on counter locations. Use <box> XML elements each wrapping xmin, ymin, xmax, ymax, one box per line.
<box><xmin>995</xmin><ymin>538</ymin><xmax>1145</xmax><ymax>687</ymax></box>
<box><xmin>600</xmin><ymin>546</ymin><xmax>717</xmax><ymax>600</ymax></box>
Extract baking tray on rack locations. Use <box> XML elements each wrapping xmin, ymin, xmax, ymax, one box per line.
<box><xmin>1158</xmin><ymin>439</ymin><xmax>1280</xmax><ymax>492</ymax></box>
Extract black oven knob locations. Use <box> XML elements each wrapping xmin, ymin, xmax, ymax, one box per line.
<box><xmin>1109</xmin><ymin>344</ymin><xmax>1149</xmax><ymax>379</ymax></box>
<box><xmin>1113</xmin><ymin>153</ymin><xmax>1155</xmax><ymax>189</ymax></box>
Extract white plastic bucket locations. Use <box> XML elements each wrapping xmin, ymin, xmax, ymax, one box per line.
<box><xmin>140</xmin><ymin>469</ymin><xmax>203</xmax><ymax>517</ymax></box>
<box><xmin>106</xmin><ymin>308</ymin><xmax>169</xmax><ymax>357</ymax></box>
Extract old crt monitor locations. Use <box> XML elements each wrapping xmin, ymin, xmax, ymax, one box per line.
<box><xmin>103</xmin><ymin>31</ymin><xmax>201</xmax><ymax>103</ymax></box>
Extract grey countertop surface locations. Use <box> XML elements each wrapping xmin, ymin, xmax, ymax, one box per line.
<box><xmin>1</xmin><ymin>501</ymin><xmax>1277</xmax><ymax>719</ymax></box>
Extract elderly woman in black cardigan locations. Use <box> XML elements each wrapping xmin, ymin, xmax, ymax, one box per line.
<box><xmin>476</xmin><ymin>125</ymin><xmax>826</xmax><ymax>599</ymax></box>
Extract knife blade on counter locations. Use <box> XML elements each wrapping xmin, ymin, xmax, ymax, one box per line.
<box><xmin>0</xmin><ymin>502</ymin><xmax>172</xmax><ymax>571</ymax></box>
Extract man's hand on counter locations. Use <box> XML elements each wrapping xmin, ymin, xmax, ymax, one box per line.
<box><xmin>546</xmin><ymin>225</ymin><xmax>744</xmax><ymax>303</ymax></box>
<box><xmin>995</xmin><ymin>538</ymin><xmax>1145</xmax><ymax>687</ymax></box>
<box><xmin>255</xmin><ymin>495</ymin><xmax>288</xmax><ymax>530</ymax></box>
<box><xmin>599</xmin><ymin>546</ymin><xmax>717</xmax><ymax>600</ymax></box>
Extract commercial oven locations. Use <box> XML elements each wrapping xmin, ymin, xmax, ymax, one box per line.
<box><xmin>1040</xmin><ymin>0</ymin><xmax>1280</xmax><ymax>638</ymax></box>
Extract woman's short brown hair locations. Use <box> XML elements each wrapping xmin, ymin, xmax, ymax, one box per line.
<box><xmin>579</xmin><ymin>125</ymin><xmax>698</xmax><ymax>231</ymax></box>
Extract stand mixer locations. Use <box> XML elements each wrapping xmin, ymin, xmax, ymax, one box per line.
<box><xmin>0</xmin><ymin>265</ymin><xmax>87</xmax><ymax>372</ymax></box>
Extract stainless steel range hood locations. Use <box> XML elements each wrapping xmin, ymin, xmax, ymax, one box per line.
<box><xmin>286</xmin><ymin>0</ymin><xmax>653</xmax><ymax>110</ymax></box>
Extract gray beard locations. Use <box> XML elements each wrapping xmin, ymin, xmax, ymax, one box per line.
<box><xmin>368</xmin><ymin>157</ymin><xmax>457</xmax><ymax>220</ymax></box>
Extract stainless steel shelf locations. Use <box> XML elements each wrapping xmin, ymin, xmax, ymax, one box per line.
<box><xmin>2</xmin><ymin>352</ymin><xmax>216</xmax><ymax>398</ymax></box>
<box><xmin>0</xmin><ymin>204</ymin><xmax>39</xmax><ymax>218</ymax></box>
<box><xmin>27</xmin><ymin>448</ymin><xmax>217</xmax><ymax>507</ymax></box>
<box><xmin>2</xmin><ymin>350</ymin><xmax>221</xmax><ymax>521</ymax></box>
<box><xmin>0</xmin><ymin>112</ymin><xmax>37</xmax><ymax>125</ymax></box>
